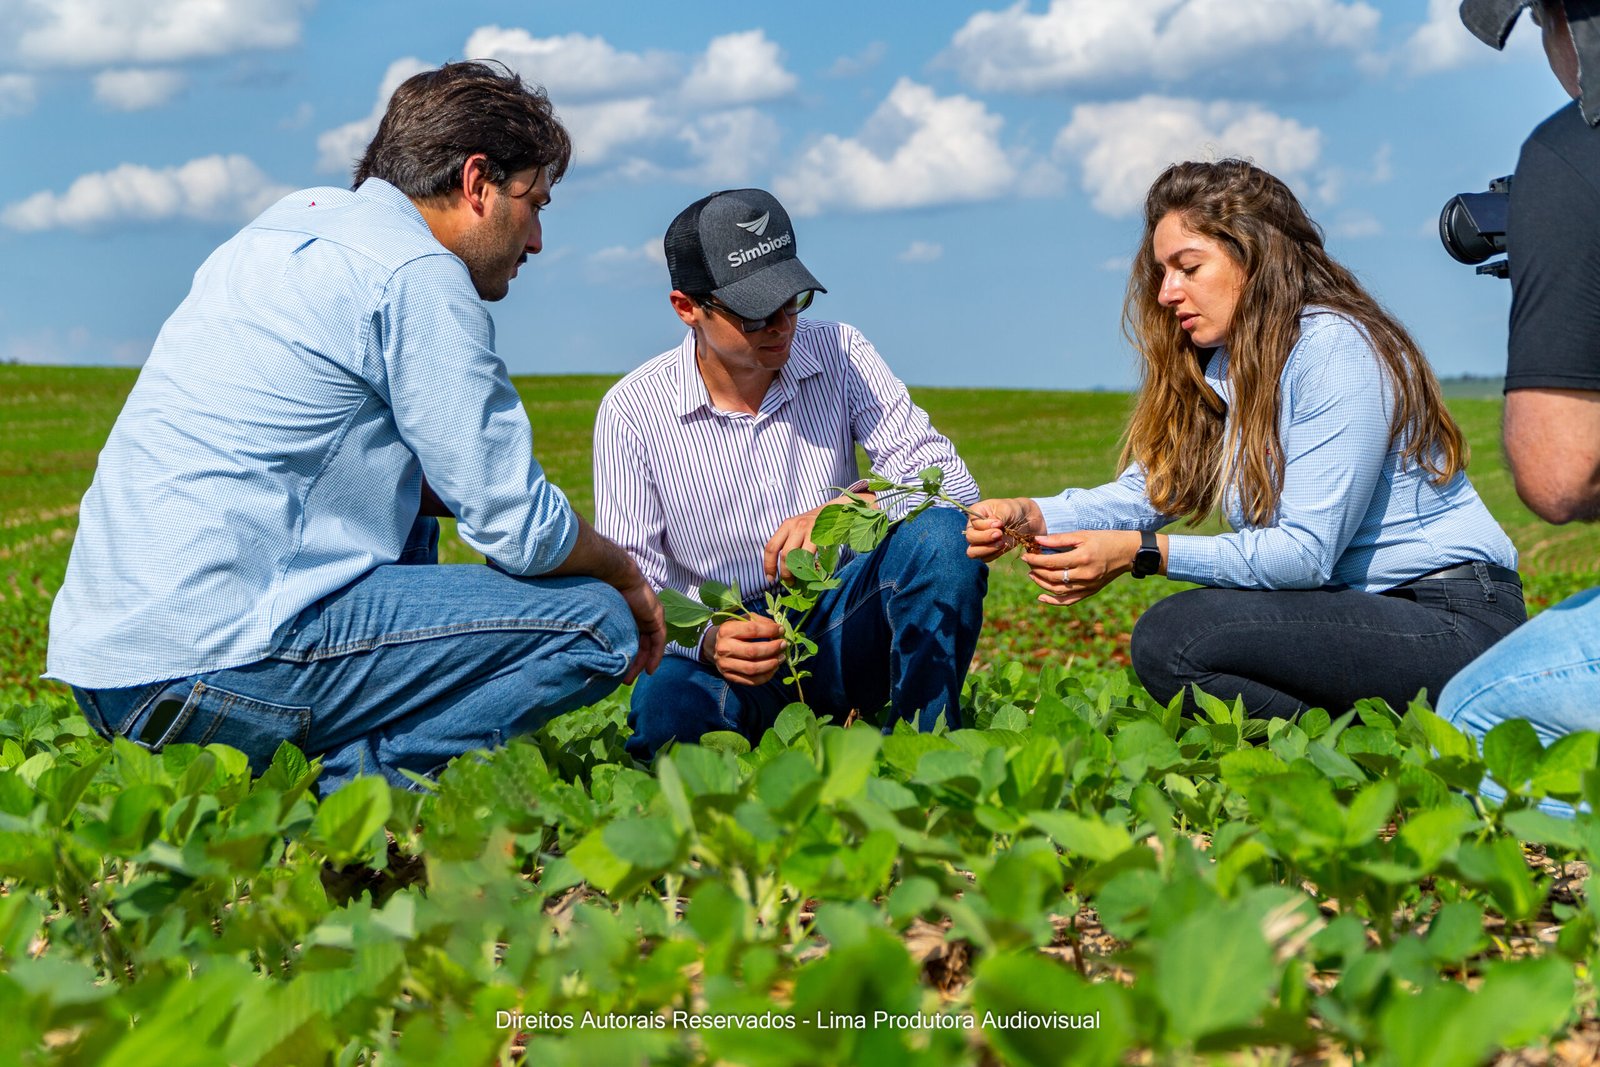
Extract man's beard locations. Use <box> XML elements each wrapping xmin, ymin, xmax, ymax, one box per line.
<box><xmin>456</xmin><ymin>197</ymin><xmax>523</xmax><ymax>302</ymax></box>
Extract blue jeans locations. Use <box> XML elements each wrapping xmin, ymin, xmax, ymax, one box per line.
<box><xmin>1130</xmin><ymin>565</ymin><xmax>1526</xmax><ymax>719</ymax></box>
<box><xmin>1437</xmin><ymin>584</ymin><xmax>1600</xmax><ymax>817</ymax></box>
<box><xmin>625</xmin><ymin>506</ymin><xmax>987</xmax><ymax>759</ymax></box>
<box><xmin>72</xmin><ymin>518</ymin><xmax>637</xmax><ymax>794</ymax></box>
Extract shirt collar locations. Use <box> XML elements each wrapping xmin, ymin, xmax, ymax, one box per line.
<box><xmin>356</xmin><ymin>177</ymin><xmax>430</xmax><ymax>231</ymax></box>
<box><xmin>673</xmin><ymin>330</ymin><xmax>713</xmax><ymax>417</ymax></box>
<box><xmin>671</xmin><ymin>321</ymin><xmax>825</xmax><ymax>419</ymax></box>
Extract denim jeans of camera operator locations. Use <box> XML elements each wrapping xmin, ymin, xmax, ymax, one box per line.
<box><xmin>72</xmin><ymin>517</ymin><xmax>637</xmax><ymax>795</ymax></box>
<box><xmin>1438</xmin><ymin>585</ymin><xmax>1600</xmax><ymax>818</ymax></box>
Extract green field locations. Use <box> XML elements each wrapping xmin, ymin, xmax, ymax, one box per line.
<box><xmin>4</xmin><ymin>365</ymin><xmax>1596</xmax><ymax>701</ymax></box>
<box><xmin>7</xmin><ymin>364</ymin><xmax>1600</xmax><ymax>1065</ymax></box>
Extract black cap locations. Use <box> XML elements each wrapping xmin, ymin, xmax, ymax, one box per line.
<box><xmin>663</xmin><ymin>188</ymin><xmax>826</xmax><ymax>320</ymax></box>
<box><xmin>1460</xmin><ymin>0</ymin><xmax>1600</xmax><ymax>125</ymax></box>
<box><xmin>1459</xmin><ymin>0</ymin><xmax>1530</xmax><ymax>47</ymax></box>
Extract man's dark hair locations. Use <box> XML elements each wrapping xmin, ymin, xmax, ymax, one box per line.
<box><xmin>352</xmin><ymin>60</ymin><xmax>572</xmax><ymax>198</ymax></box>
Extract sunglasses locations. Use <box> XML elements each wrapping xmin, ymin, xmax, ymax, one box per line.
<box><xmin>697</xmin><ymin>290</ymin><xmax>816</xmax><ymax>332</ymax></box>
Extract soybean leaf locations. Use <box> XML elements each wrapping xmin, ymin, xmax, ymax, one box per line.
<box><xmin>1532</xmin><ymin>732</ymin><xmax>1600</xmax><ymax>798</ymax></box>
<box><xmin>784</xmin><ymin>548</ymin><xmax>839</xmax><ymax>592</ymax></box>
<box><xmin>1029</xmin><ymin>810</ymin><xmax>1133</xmax><ymax>863</ymax></box>
<box><xmin>1404</xmin><ymin>706</ymin><xmax>1475</xmax><ymax>761</ymax></box>
<box><xmin>1425</xmin><ymin>901</ymin><xmax>1486</xmax><ymax>965</ymax></box>
<box><xmin>809</xmin><ymin>503</ymin><xmax>858</xmax><ymax>546</ymax></box>
<box><xmin>847</xmin><ymin>510</ymin><xmax>890</xmax><ymax>553</ymax></box>
<box><xmin>972</xmin><ymin>952</ymin><xmax>1133</xmax><ymax>1067</ymax></box>
<box><xmin>310</xmin><ymin>776</ymin><xmax>391</xmax><ymax>867</ymax></box>
<box><xmin>602</xmin><ymin>816</ymin><xmax>683</xmax><ymax>869</ymax></box>
<box><xmin>1153</xmin><ymin>905</ymin><xmax>1276</xmax><ymax>1041</ymax></box>
<box><xmin>1475</xmin><ymin>956</ymin><xmax>1576</xmax><ymax>1048</ymax></box>
<box><xmin>820</xmin><ymin>727</ymin><xmax>882</xmax><ymax>804</ymax></box>
<box><xmin>1452</xmin><ymin>837</ymin><xmax>1546</xmax><ymax>923</ymax></box>
<box><xmin>659</xmin><ymin>587</ymin><xmax>715</xmax><ymax>646</ymax></box>
<box><xmin>697</xmin><ymin>578</ymin><xmax>745</xmax><ymax>614</ymax></box>
<box><xmin>1482</xmin><ymin>719</ymin><xmax>1542</xmax><ymax>794</ymax></box>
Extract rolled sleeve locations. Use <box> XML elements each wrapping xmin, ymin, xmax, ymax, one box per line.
<box><xmin>1034</xmin><ymin>464</ymin><xmax>1171</xmax><ymax>534</ymax></box>
<box><xmin>378</xmin><ymin>256</ymin><xmax>577</xmax><ymax>575</ymax></box>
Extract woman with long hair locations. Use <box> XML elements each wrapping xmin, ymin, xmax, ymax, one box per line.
<box><xmin>966</xmin><ymin>159</ymin><xmax>1525</xmax><ymax>719</ymax></box>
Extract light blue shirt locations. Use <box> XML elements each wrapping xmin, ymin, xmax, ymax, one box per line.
<box><xmin>1033</xmin><ymin>309</ymin><xmax>1517</xmax><ymax>592</ymax></box>
<box><xmin>48</xmin><ymin>178</ymin><xmax>577</xmax><ymax>689</ymax></box>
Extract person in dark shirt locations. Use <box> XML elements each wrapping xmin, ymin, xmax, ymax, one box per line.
<box><xmin>1439</xmin><ymin>0</ymin><xmax>1600</xmax><ymax>815</ymax></box>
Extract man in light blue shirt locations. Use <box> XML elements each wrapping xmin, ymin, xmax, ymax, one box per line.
<box><xmin>47</xmin><ymin>61</ymin><xmax>664</xmax><ymax>793</ymax></box>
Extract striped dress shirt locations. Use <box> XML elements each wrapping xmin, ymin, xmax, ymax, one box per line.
<box><xmin>48</xmin><ymin>178</ymin><xmax>577</xmax><ymax>689</ymax></box>
<box><xmin>1032</xmin><ymin>309</ymin><xmax>1517</xmax><ymax>592</ymax></box>
<box><xmin>594</xmin><ymin>318</ymin><xmax>979</xmax><ymax>656</ymax></box>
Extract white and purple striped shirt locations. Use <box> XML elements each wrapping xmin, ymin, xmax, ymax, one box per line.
<box><xmin>594</xmin><ymin>318</ymin><xmax>979</xmax><ymax>657</ymax></box>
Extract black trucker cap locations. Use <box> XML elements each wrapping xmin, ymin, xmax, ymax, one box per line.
<box><xmin>663</xmin><ymin>188</ymin><xmax>826</xmax><ymax>320</ymax></box>
<box><xmin>1460</xmin><ymin>0</ymin><xmax>1532</xmax><ymax>47</ymax></box>
<box><xmin>1459</xmin><ymin>0</ymin><xmax>1600</xmax><ymax>125</ymax></box>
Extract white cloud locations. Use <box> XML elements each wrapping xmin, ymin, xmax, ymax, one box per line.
<box><xmin>557</xmin><ymin>98</ymin><xmax>663</xmax><ymax>166</ymax></box>
<box><xmin>1404</xmin><ymin>0</ymin><xmax>1488</xmax><ymax>74</ymax></box>
<box><xmin>680</xmin><ymin>30</ymin><xmax>797</xmax><ymax>106</ymax></box>
<box><xmin>1329</xmin><ymin>210</ymin><xmax>1383</xmax><ymax>238</ymax></box>
<box><xmin>5</xmin><ymin>0</ymin><xmax>312</xmax><ymax>69</ymax></box>
<box><xmin>2</xmin><ymin>154</ymin><xmax>293</xmax><ymax>231</ymax></box>
<box><xmin>678</xmin><ymin>108</ymin><xmax>781</xmax><ymax>184</ymax></box>
<box><xmin>898</xmin><ymin>241</ymin><xmax>944</xmax><ymax>263</ymax></box>
<box><xmin>0</xmin><ymin>73</ymin><xmax>36</xmax><ymax>117</ymax></box>
<box><xmin>1055</xmin><ymin>95</ymin><xmax>1324</xmax><ymax>216</ymax></box>
<box><xmin>584</xmin><ymin>239</ymin><xmax>667</xmax><ymax>285</ymax></box>
<box><xmin>589</xmin><ymin>240</ymin><xmax>665</xmax><ymax>267</ymax></box>
<box><xmin>1099</xmin><ymin>254</ymin><xmax>1132</xmax><ymax>273</ymax></box>
<box><xmin>327</xmin><ymin>28</ymin><xmax>790</xmax><ymax>186</ymax></box>
<box><xmin>464</xmin><ymin>26</ymin><xmax>677</xmax><ymax>100</ymax></box>
<box><xmin>92</xmin><ymin>68</ymin><xmax>184</xmax><ymax>111</ymax></box>
<box><xmin>826</xmin><ymin>41</ymin><xmax>887</xmax><ymax>79</ymax></box>
<box><xmin>942</xmin><ymin>0</ymin><xmax>1380</xmax><ymax>92</ymax></box>
<box><xmin>774</xmin><ymin>79</ymin><xmax>1017</xmax><ymax>215</ymax></box>
<box><xmin>279</xmin><ymin>101</ymin><xmax>314</xmax><ymax>130</ymax></box>
<box><xmin>315</xmin><ymin>56</ymin><xmax>429</xmax><ymax>174</ymax></box>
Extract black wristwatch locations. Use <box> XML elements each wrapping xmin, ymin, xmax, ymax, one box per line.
<box><xmin>1131</xmin><ymin>530</ymin><xmax>1161</xmax><ymax>579</ymax></box>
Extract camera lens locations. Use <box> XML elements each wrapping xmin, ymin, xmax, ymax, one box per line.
<box><xmin>1438</xmin><ymin>191</ymin><xmax>1509</xmax><ymax>265</ymax></box>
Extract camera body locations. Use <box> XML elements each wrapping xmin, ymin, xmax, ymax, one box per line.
<box><xmin>1439</xmin><ymin>175</ymin><xmax>1512</xmax><ymax>279</ymax></box>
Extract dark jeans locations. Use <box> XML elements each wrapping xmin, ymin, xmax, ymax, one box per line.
<box><xmin>1130</xmin><ymin>564</ymin><xmax>1527</xmax><ymax>719</ymax></box>
<box><xmin>625</xmin><ymin>506</ymin><xmax>988</xmax><ymax>759</ymax></box>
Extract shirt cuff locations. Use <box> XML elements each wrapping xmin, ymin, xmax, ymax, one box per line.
<box><xmin>1032</xmin><ymin>493</ymin><xmax>1078</xmax><ymax>535</ymax></box>
<box><xmin>1163</xmin><ymin>534</ymin><xmax>1216</xmax><ymax>585</ymax></box>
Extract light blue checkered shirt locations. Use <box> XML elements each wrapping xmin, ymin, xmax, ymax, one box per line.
<box><xmin>1033</xmin><ymin>309</ymin><xmax>1517</xmax><ymax>592</ymax></box>
<box><xmin>48</xmin><ymin>178</ymin><xmax>577</xmax><ymax>689</ymax></box>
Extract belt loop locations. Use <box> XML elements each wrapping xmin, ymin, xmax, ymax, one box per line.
<box><xmin>1472</xmin><ymin>561</ymin><xmax>1495</xmax><ymax>602</ymax></box>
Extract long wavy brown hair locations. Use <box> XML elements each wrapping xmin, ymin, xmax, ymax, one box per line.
<box><xmin>1120</xmin><ymin>159</ymin><xmax>1466</xmax><ymax>527</ymax></box>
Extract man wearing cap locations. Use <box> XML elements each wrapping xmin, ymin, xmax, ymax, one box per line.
<box><xmin>48</xmin><ymin>62</ymin><xmax>664</xmax><ymax>794</ymax></box>
<box><xmin>1437</xmin><ymin>0</ymin><xmax>1600</xmax><ymax>814</ymax></box>
<box><xmin>594</xmin><ymin>188</ymin><xmax>987</xmax><ymax>758</ymax></box>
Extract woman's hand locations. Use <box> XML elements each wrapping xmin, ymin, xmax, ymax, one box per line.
<box><xmin>964</xmin><ymin>497</ymin><xmax>1045</xmax><ymax>561</ymax></box>
<box><xmin>1022</xmin><ymin>529</ymin><xmax>1160</xmax><ymax>606</ymax></box>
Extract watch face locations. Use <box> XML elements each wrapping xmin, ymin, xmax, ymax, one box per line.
<box><xmin>1132</xmin><ymin>547</ymin><xmax>1161</xmax><ymax>578</ymax></box>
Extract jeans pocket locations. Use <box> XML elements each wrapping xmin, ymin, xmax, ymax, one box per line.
<box><xmin>158</xmin><ymin>681</ymin><xmax>312</xmax><ymax>768</ymax></box>
<box><xmin>71</xmin><ymin>687</ymin><xmax>110</xmax><ymax>739</ymax></box>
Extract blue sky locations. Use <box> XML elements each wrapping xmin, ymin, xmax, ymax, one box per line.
<box><xmin>0</xmin><ymin>0</ymin><xmax>1569</xmax><ymax>389</ymax></box>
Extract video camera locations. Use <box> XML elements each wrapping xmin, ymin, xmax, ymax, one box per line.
<box><xmin>1438</xmin><ymin>176</ymin><xmax>1511</xmax><ymax>279</ymax></box>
